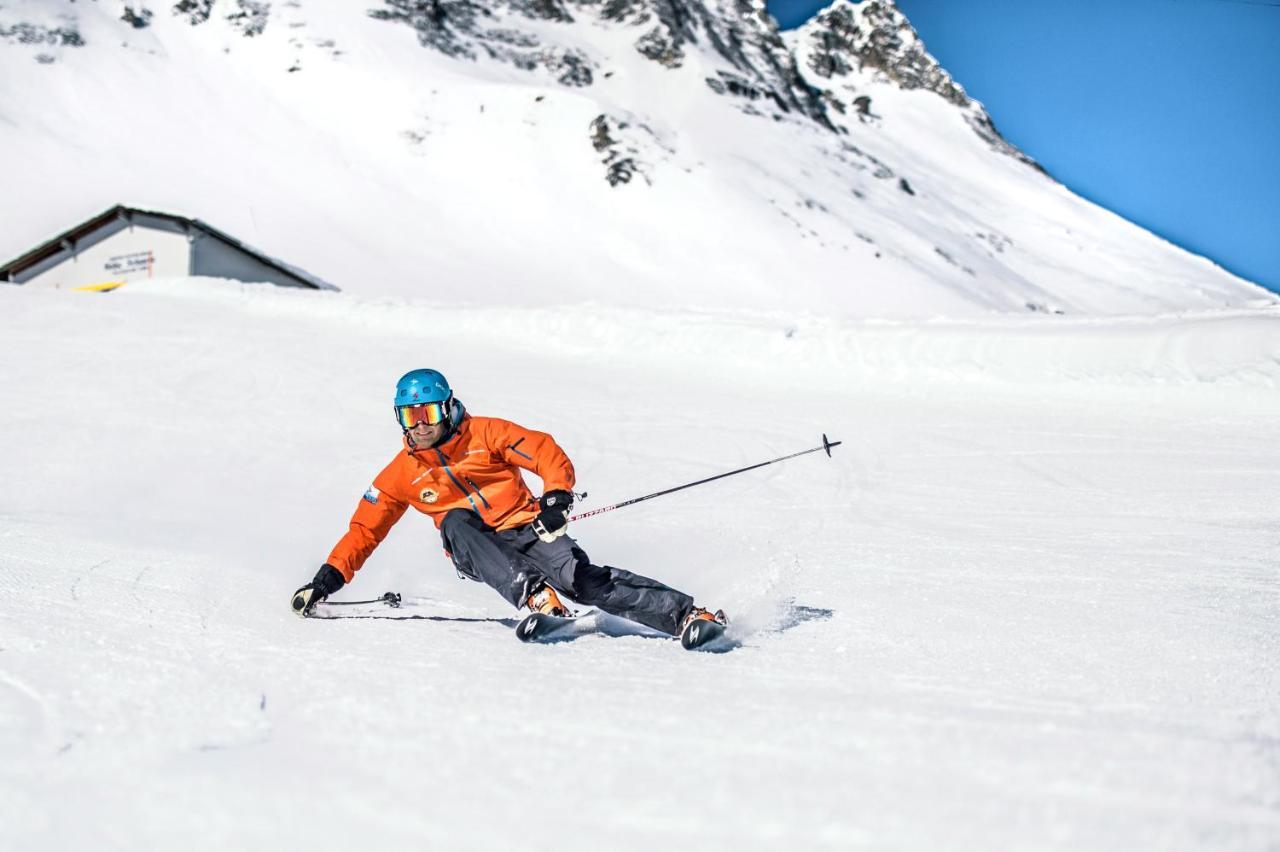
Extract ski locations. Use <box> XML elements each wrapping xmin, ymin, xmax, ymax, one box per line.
<box><xmin>515</xmin><ymin>610</ymin><xmax>593</xmax><ymax>643</ymax></box>
<box><xmin>680</xmin><ymin>616</ymin><xmax>728</xmax><ymax>651</ymax></box>
<box><xmin>519</xmin><ymin>609</ymin><xmax>729</xmax><ymax>648</ymax></box>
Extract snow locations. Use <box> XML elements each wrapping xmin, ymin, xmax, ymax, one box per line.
<box><xmin>1</xmin><ymin>279</ymin><xmax>1278</xmax><ymax>849</ymax></box>
<box><xmin>2</xmin><ymin>0</ymin><xmax>1278</xmax><ymax>846</ymax></box>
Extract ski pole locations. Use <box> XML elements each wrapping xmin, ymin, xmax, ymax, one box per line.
<box><xmin>568</xmin><ymin>434</ymin><xmax>841</xmax><ymax>523</ymax></box>
<box><xmin>321</xmin><ymin>591</ymin><xmax>402</xmax><ymax>608</ymax></box>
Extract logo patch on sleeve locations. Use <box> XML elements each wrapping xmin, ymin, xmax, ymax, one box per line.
<box><xmin>362</xmin><ymin>485</ymin><xmax>381</xmax><ymax>505</ymax></box>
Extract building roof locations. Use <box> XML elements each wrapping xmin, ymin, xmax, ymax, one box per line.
<box><xmin>0</xmin><ymin>205</ymin><xmax>337</xmax><ymax>290</ymax></box>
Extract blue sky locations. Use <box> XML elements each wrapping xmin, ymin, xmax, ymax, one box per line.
<box><xmin>769</xmin><ymin>0</ymin><xmax>1280</xmax><ymax>294</ymax></box>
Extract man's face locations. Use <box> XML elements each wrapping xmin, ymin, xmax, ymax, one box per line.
<box><xmin>408</xmin><ymin>420</ymin><xmax>445</xmax><ymax>448</ymax></box>
<box><xmin>397</xmin><ymin>400</ymin><xmax>451</xmax><ymax>448</ymax></box>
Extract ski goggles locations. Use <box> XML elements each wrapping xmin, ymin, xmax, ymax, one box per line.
<box><xmin>395</xmin><ymin>401</ymin><xmax>450</xmax><ymax>428</ymax></box>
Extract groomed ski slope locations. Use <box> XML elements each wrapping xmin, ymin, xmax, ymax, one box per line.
<box><xmin>1</xmin><ymin>280</ymin><xmax>1278</xmax><ymax>850</ymax></box>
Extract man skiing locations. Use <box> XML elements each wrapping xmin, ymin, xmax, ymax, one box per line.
<box><xmin>291</xmin><ymin>369</ymin><xmax>725</xmax><ymax>641</ymax></box>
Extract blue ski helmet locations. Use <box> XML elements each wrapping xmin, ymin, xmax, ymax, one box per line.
<box><xmin>395</xmin><ymin>369</ymin><xmax>452</xmax><ymax>407</ymax></box>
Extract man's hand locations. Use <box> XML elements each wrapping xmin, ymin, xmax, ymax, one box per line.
<box><xmin>291</xmin><ymin>564</ymin><xmax>346</xmax><ymax>617</ymax></box>
<box><xmin>532</xmin><ymin>489</ymin><xmax>574</xmax><ymax>543</ymax></box>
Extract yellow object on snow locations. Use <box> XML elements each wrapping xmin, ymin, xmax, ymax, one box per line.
<box><xmin>72</xmin><ymin>281</ymin><xmax>127</xmax><ymax>293</ymax></box>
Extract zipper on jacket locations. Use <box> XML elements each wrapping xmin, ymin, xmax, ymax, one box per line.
<box><xmin>464</xmin><ymin>476</ymin><xmax>492</xmax><ymax>509</ymax></box>
<box><xmin>436</xmin><ymin>448</ymin><xmax>482</xmax><ymax>515</ymax></box>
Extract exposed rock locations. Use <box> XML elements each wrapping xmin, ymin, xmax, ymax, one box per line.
<box><xmin>172</xmin><ymin>0</ymin><xmax>269</xmax><ymax>35</ymax></box>
<box><xmin>0</xmin><ymin>22</ymin><xmax>85</xmax><ymax>47</ymax></box>
<box><xmin>705</xmin><ymin>71</ymin><xmax>767</xmax><ymax>101</ymax></box>
<box><xmin>620</xmin><ymin>0</ymin><xmax>832</xmax><ymax>127</ymax></box>
<box><xmin>635</xmin><ymin>25</ymin><xmax>682</xmax><ymax>67</ymax></box>
<box><xmin>967</xmin><ymin>110</ymin><xmax>1047</xmax><ymax>175</ymax></box>
<box><xmin>518</xmin><ymin>0</ymin><xmax>574</xmax><ymax>22</ymax></box>
<box><xmin>589</xmin><ymin>114</ymin><xmax>616</xmax><ymax>151</ymax></box>
<box><xmin>799</xmin><ymin>0</ymin><xmax>966</xmax><ymax>106</ymax></box>
<box><xmin>227</xmin><ymin>0</ymin><xmax>271</xmax><ymax>37</ymax></box>
<box><xmin>838</xmin><ymin>140</ymin><xmax>894</xmax><ymax>179</ymax></box>
<box><xmin>588</xmin><ymin>113</ymin><xmax>649</xmax><ymax>186</ymax></box>
<box><xmin>368</xmin><ymin>0</ymin><xmax>595</xmax><ymax>81</ymax></box>
<box><xmin>173</xmin><ymin>0</ymin><xmax>215</xmax><ymax>25</ymax></box>
<box><xmin>369</xmin><ymin>0</ymin><xmax>486</xmax><ymax>60</ymax></box>
<box><xmin>362</xmin><ymin>0</ymin><xmax>1048</xmax><ymax>183</ymax></box>
<box><xmin>364</xmin><ymin>0</ymin><xmax>832</xmax><ymax>128</ymax></box>
<box><xmin>122</xmin><ymin>6</ymin><xmax>155</xmax><ymax>28</ymax></box>
<box><xmin>554</xmin><ymin>49</ymin><xmax>593</xmax><ymax>85</ymax></box>
<box><xmin>606</xmin><ymin>157</ymin><xmax>639</xmax><ymax>186</ymax></box>
<box><xmin>792</xmin><ymin>0</ymin><xmax>1045</xmax><ymax>171</ymax></box>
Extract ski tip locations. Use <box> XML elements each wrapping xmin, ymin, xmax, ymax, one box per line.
<box><xmin>516</xmin><ymin>612</ymin><xmax>552</xmax><ymax>642</ymax></box>
<box><xmin>516</xmin><ymin>610</ymin><xmax>591</xmax><ymax>643</ymax></box>
<box><xmin>680</xmin><ymin>618</ymin><xmax>727</xmax><ymax>651</ymax></box>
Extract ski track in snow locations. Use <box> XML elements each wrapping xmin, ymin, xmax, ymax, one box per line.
<box><xmin>1</xmin><ymin>283</ymin><xmax>1279</xmax><ymax>850</ymax></box>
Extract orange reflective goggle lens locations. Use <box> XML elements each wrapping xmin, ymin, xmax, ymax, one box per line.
<box><xmin>396</xmin><ymin>401</ymin><xmax>448</xmax><ymax>428</ymax></box>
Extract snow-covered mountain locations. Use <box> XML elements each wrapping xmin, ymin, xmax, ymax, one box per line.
<box><xmin>1</xmin><ymin>0</ymin><xmax>1272</xmax><ymax>316</ymax></box>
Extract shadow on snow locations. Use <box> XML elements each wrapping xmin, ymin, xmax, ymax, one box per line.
<box><xmin>310</xmin><ymin>612</ymin><xmax>520</xmax><ymax>627</ymax></box>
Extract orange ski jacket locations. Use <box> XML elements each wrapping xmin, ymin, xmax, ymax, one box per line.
<box><xmin>325</xmin><ymin>414</ymin><xmax>576</xmax><ymax>582</ymax></box>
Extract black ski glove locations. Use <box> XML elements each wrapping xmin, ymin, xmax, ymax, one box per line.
<box><xmin>291</xmin><ymin>564</ymin><xmax>346</xmax><ymax>617</ymax></box>
<box><xmin>532</xmin><ymin>489</ymin><xmax>574</xmax><ymax>543</ymax></box>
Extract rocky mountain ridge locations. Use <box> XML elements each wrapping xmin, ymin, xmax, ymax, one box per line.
<box><xmin>0</xmin><ymin>0</ymin><xmax>1268</xmax><ymax>316</ymax></box>
<box><xmin>10</xmin><ymin>0</ymin><xmax>1027</xmax><ymax>162</ymax></box>
<box><xmin>786</xmin><ymin>0</ymin><xmax>1042</xmax><ymax>169</ymax></box>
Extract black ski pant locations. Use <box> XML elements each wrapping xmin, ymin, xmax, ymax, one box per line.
<box><xmin>439</xmin><ymin>509</ymin><xmax>695</xmax><ymax>636</ymax></box>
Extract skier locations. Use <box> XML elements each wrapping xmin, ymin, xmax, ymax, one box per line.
<box><xmin>291</xmin><ymin>369</ymin><xmax>726</xmax><ymax>640</ymax></box>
